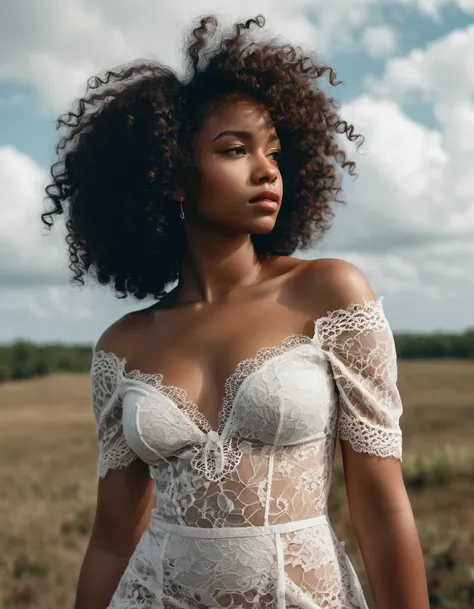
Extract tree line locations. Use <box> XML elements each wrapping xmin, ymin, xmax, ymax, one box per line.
<box><xmin>0</xmin><ymin>331</ymin><xmax>473</xmax><ymax>383</ymax></box>
<box><xmin>0</xmin><ymin>342</ymin><xmax>92</xmax><ymax>383</ymax></box>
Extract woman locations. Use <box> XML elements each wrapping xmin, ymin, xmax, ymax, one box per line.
<box><xmin>42</xmin><ymin>15</ymin><xmax>429</xmax><ymax>609</ymax></box>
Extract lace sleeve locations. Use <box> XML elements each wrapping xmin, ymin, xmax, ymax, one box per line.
<box><xmin>316</xmin><ymin>298</ymin><xmax>403</xmax><ymax>461</ymax></box>
<box><xmin>91</xmin><ymin>349</ymin><xmax>138</xmax><ymax>478</ymax></box>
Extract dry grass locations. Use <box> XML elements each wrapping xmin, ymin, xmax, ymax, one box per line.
<box><xmin>0</xmin><ymin>360</ymin><xmax>473</xmax><ymax>608</ymax></box>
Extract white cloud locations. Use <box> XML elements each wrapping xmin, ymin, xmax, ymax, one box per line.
<box><xmin>0</xmin><ymin>0</ymin><xmax>382</xmax><ymax>115</ymax></box>
<box><xmin>0</xmin><ymin>145</ymin><xmax>67</xmax><ymax>286</ymax></box>
<box><xmin>0</xmin><ymin>284</ymin><xmax>140</xmax><ymax>343</ymax></box>
<box><xmin>395</xmin><ymin>0</ymin><xmax>474</xmax><ymax>18</ymax></box>
<box><xmin>364</xmin><ymin>24</ymin><xmax>474</xmax><ymax>239</ymax></box>
<box><xmin>1</xmin><ymin>0</ymin><xmax>474</xmax><ymax>115</ymax></box>
<box><xmin>367</xmin><ymin>24</ymin><xmax>474</xmax><ymax>104</ymax></box>
<box><xmin>335</xmin><ymin>96</ymin><xmax>455</xmax><ymax>251</ymax></box>
<box><xmin>1</xmin><ymin>0</ymin><xmax>473</xmax><ymax>114</ymax></box>
<box><xmin>395</xmin><ymin>0</ymin><xmax>449</xmax><ymax>18</ymax></box>
<box><xmin>0</xmin><ymin>290</ymin><xmax>49</xmax><ymax>319</ymax></box>
<box><xmin>319</xmin><ymin>23</ymin><xmax>474</xmax><ymax>320</ymax></box>
<box><xmin>458</xmin><ymin>0</ymin><xmax>474</xmax><ymax>10</ymax></box>
<box><xmin>367</xmin><ymin>25</ymin><xmax>474</xmax><ymax>214</ymax></box>
<box><xmin>362</xmin><ymin>25</ymin><xmax>398</xmax><ymax>57</ymax></box>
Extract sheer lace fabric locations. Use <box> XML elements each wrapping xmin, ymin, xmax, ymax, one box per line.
<box><xmin>90</xmin><ymin>298</ymin><xmax>402</xmax><ymax>608</ymax></box>
<box><xmin>90</xmin><ymin>351</ymin><xmax>136</xmax><ymax>478</ymax></box>
<box><xmin>316</xmin><ymin>300</ymin><xmax>402</xmax><ymax>460</ymax></box>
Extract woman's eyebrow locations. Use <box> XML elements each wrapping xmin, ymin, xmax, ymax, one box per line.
<box><xmin>212</xmin><ymin>129</ymin><xmax>279</xmax><ymax>143</ymax></box>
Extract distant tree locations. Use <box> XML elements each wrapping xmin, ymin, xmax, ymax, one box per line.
<box><xmin>34</xmin><ymin>360</ymin><xmax>51</xmax><ymax>377</ymax></box>
<box><xmin>0</xmin><ymin>365</ymin><xmax>10</xmax><ymax>382</ymax></box>
<box><xmin>12</xmin><ymin>342</ymin><xmax>35</xmax><ymax>363</ymax></box>
<box><xmin>58</xmin><ymin>357</ymin><xmax>74</xmax><ymax>371</ymax></box>
<box><xmin>11</xmin><ymin>364</ymin><xmax>33</xmax><ymax>380</ymax></box>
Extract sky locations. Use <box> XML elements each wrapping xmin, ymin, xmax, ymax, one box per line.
<box><xmin>0</xmin><ymin>0</ymin><xmax>473</xmax><ymax>344</ymax></box>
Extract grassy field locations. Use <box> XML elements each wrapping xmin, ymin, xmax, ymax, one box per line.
<box><xmin>0</xmin><ymin>360</ymin><xmax>473</xmax><ymax>608</ymax></box>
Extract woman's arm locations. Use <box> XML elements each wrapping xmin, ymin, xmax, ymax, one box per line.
<box><xmin>75</xmin><ymin>459</ymin><xmax>154</xmax><ymax>609</ymax></box>
<box><xmin>306</xmin><ymin>258</ymin><xmax>430</xmax><ymax>608</ymax></box>
<box><xmin>76</xmin><ymin>314</ymin><xmax>154</xmax><ymax>608</ymax></box>
<box><xmin>342</xmin><ymin>446</ymin><xmax>429</xmax><ymax>609</ymax></box>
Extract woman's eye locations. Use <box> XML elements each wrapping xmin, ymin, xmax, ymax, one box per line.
<box><xmin>222</xmin><ymin>147</ymin><xmax>281</xmax><ymax>160</ymax></box>
<box><xmin>224</xmin><ymin>146</ymin><xmax>245</xmax><ymax>156</ymax></box>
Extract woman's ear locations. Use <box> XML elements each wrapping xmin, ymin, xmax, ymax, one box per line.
<box><xmin>171</xmin><ymin>188</ymin><xmax>185</xmax><ymax>203</ymax></box>
<box><xmin>171</xmin><ymin>189</ymin><xmax>186</xmax><ymax>220</ymax></box>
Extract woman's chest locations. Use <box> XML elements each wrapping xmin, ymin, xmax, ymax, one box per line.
<box><xmin>121</xmin><ymin>344</ymin><xmax>338</xmax><ymax>464</ymax></box>
<box><xmin>126</xmin><ymin>300</ymin><xmax>316</xmax><ymax>431</ymax></box>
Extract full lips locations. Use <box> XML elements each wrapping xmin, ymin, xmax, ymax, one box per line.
<box><xmin>249</xmin><ymin>199</ymin><xmax>279</xmax><ymax>212</ymax></box>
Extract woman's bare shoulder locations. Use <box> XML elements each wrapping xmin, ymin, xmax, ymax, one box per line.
<box><xmin>95</xmin><ymin>305</ymin><xmax>157</xmax><ymax>359</ymax></box>
<box><xmin>294</xmin><ymin>257</ymin><xmax>377</xmax><ymax>317</ymax></box>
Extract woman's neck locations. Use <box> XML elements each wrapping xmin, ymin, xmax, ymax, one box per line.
<box><xmin>174</xmin><ymin>239</ymin><xmax>267</xmax><ymax>306</ymax></box>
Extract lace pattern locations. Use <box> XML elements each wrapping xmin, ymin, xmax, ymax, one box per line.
<box><xmin>91</xmin><ymin>299</ymin><xmax>403</xmax><ymax>479</ymax></box>
<box><xmin>124</xmin><ymin>333</ymin><xmax>313</xmax><ymax>435</ymax></box>
<box><xmin>315</xmin><ymin>298</ymin><xmax>403</xmax><ymax>461</ymax></box>
<box><xmin>90</xmin><ymin>350</ymin><xmax>138</xmax><ymax>478</ymax></box>
<box><xmin>282</xmin><ymin>526</ymin><xmax>366</xmax><ymax>608</ymax></box>
<box><xmin>125</xmin><ymin>368</ymin><xmax>213</xmax><ymax>433</ymax></box>
<box><xmin>217</xmin><ymin>334</ymin><xmax>313</xmax><ymax>433</ymax></box>
<box><xmin>91</xmin><ymin>299</ymin><xmax>401</xmax><ymax>608</ymax></box>
<box><xmin>108</xmin><ymin>518</ymin><xmax>368</xmax><ymax>609</ymax></box>
<box><xmin>128</xmin><ymin>334</ymin><xmax>313</xmax><ymax>487</ymax></box>
<box><xmin>315</xmin><ymin>299</ymin><xmax>387</xmax><ymax>349</ymax></box>
<box><xmin>189</xmin><ymin>433</ymin><xmax>242</xmax><ymax>483</ymax></box>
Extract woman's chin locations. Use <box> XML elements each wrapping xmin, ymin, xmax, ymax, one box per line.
<box><xmin>247</xmin><ymin>216</ymin><xmax>278</xmax><ymax>235</ymax></box>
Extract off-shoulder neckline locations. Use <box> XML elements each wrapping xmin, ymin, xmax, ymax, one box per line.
<box><xmin>91</xmin><ymin>297</ymin><xmax>385</xmax><ymax>357</ymax></box>
<box><xmin>91</xmin><ymin>298</ymin><xmax>385</xmax><ymax>435</ymax></box>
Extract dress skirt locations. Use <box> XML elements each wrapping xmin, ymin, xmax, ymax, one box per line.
<box><xmin>108</xmin><ymin>513</ymin><xmax>369</xmax><ymax>609</ymax></box>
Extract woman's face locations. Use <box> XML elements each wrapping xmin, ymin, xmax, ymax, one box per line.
<box><xmin>189</xmin><ymin>95</ymin><xmax>283</xmax><ymax>236</ymax></box>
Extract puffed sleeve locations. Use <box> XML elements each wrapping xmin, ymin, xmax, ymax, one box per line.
<box><xmin>316</xmin><ymin>298</ymin><xmax>403</xmax><ymax>461</ymax></box>
<box><xmin>91</xmin><ymin>347</ymin><xmax>138</xmax><ymax>478</ymax></box>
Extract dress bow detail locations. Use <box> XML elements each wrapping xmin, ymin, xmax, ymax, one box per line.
<box><xmin>203</xmin><ymin>430</ymin><xmax>226</xmax><ymax>477</ymax></box>
<box><xmin>190</xmin><ymin>429</ymin><xmax>242</xmax><ymax>483</ymax></box>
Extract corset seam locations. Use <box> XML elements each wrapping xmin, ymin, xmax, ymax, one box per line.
<box><xmin>264</xmin><ymin>452</ymin><xmax>274</xmax><ymax>526</ymax></box>
<box><xmin>275</xmin><ymin>531</ymin><xmax>286</xmax><ymax>608</ymax></box>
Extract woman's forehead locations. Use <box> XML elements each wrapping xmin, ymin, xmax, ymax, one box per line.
<box><xmin>199</xmin><ymin>97</ymin><xmax>276</xmax><ymax>138</ymax></box>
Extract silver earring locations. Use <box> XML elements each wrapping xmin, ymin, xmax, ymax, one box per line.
<box><xmin>179</xmin><ymin>199</ymin><xmax>185</xmax><ymax>220</ymax></box>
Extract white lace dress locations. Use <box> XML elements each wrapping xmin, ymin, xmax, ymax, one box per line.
<box><xmin>91</xmin><ymin>298</ymin><xmax>403</xmax><ymax>609</ymax></box>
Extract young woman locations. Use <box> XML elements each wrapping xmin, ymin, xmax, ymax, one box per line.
<box><xmin>42</xmin><ymin>15</ymin><xmax>429</xmax><ymax>609</ymax></box>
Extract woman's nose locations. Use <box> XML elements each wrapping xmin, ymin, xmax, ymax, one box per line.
<box><xmin>252</xmin><ymin>157</ymin><xmax>279</xmax><ymax>184</ymax></box>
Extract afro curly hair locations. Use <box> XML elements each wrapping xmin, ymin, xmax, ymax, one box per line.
<box><xmin>41</xmin><ymin>15</ymin><xmax>362</xmax><ymax>300</ymax></box>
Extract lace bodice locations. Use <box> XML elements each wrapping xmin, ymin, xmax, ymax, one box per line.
<box><xmin>91</xmin><ymin>298</ymin><xmax>403</xmax><ymax>608</ymax></box>
<box><xmin>91</xmin><ymin>298</ymin><xmax>402</xmax><ymax>529</ymax></box>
